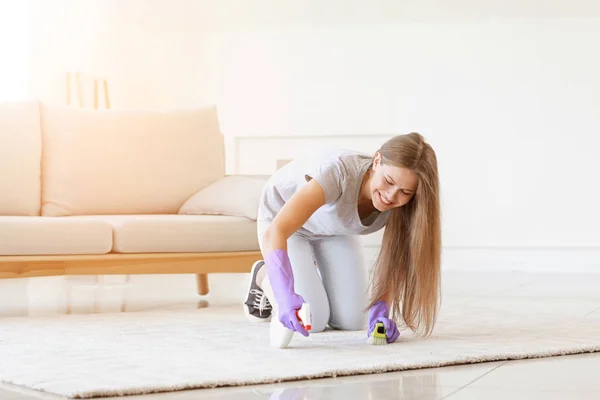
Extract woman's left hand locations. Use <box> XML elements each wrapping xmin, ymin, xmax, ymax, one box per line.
<box><xmin>368</xmin><ymin>317</ymin><xmax>400</xmax><ymax>343</ymax></box>
<box><xmin>367</xmin><ymin>300</ymin><xmax>400</xmax><ymax>343</ymax></box>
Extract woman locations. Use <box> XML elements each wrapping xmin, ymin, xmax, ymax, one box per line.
<box><xmin>242</xmin><ymin>132</ymin><xmax>442</xmax><ymax>348</ymax></box>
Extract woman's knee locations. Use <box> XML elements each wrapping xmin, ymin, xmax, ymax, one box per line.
<box><xmin>302</xmin><ymin>296</ymin><xmax>330</xmax><ymax>333</ymax></box>
<box><xmin>307</xmin><ymin>301</ymin><xmax>368</xmax><ymax>333</ymax></box>
<box><xmin>328</xmin><ymin>311</ymin><xmax>368</xmax><ymax>331</ymax></box>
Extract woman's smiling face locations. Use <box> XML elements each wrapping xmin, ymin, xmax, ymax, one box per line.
<box><xmin>369</xmin><ymin>153</ymin><xmax>418</xmax><ymax>211</ymax></box>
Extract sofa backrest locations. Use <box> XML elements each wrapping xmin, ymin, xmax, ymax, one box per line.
<box><xmin>0</xmin><ymin>101</ymin><xmax>42</xmax><ymax>216</ymax></box>
<box><xmin>40</xmin><ymin>104</ymin><xmax>225</xmax><ymax>216</ymax></box>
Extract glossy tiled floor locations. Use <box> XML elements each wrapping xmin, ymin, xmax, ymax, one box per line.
<box><xmin>2</xmin><ymin>270</ymin><xmax>600</xmax><ymax>399</ymax></box>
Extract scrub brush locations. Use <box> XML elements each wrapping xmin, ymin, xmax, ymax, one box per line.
<box><xmin>367</xmin><ymin>322</ymin><xmax>387</xmax><ymax>345</ymax></box>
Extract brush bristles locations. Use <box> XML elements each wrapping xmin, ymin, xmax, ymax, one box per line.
<box><xmin>367</xmin><ymin>335</ymin><xmax>388</xmax><ymax>345</ymax></box>
<box><xmin>367</xmin><ymin>322</ymin><xmax>388</xmax><ymax>345</ymax></box>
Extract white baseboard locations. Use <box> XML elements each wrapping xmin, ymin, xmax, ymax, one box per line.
<box><xmin>365</xmin><ymin>245</ymin><xmax>600</xmax><ymax>274</ymax></box>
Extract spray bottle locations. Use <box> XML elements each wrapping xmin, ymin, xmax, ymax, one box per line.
<box><xmin>296</xmin><ymin>303</ymin><xmax>312</xmax><ymax>331</ymax></box>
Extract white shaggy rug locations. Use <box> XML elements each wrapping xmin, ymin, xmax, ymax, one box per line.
<box><xmin>1</xmin><ymin>302</ymin><xmax>600</xmax><ymax>399</ymax></box>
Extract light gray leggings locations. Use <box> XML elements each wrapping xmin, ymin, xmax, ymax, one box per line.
<box><xmin>258</xmin><ymin>222</ymin><xmax>370</xmax><ymax>333</ymax></box>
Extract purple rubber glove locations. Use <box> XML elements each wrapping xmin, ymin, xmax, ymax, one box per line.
<box><xmin>265</xmin><ymin>249</ymin><xmax>309</xmax><ymax>337</ymax></box>
<box><xmin>367</xmin><ymin>300</ymin><xmax>400</xmax><ymax>343</ymax></box>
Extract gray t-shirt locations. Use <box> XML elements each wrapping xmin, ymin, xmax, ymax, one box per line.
<box><xmin>257</xmin><ymin>148</ymin><xmax>391</xmax><ymax>239</ymax></box>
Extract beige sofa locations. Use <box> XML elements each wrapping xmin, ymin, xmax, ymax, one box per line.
<box><xmin>0</xmin><ymin>100</ymin><xmax>266</xmax><ymax>296</ymax></box>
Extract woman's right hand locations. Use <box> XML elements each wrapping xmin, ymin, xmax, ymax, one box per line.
<box><xmin>278</xmin><ymin>298</ymin><xmax>310</xmax><ymax>337</ymax></box>
<box><xmin>265</xmin><ymin>249</ymin><xmax>309</xmax><ymax>336</ymax></box>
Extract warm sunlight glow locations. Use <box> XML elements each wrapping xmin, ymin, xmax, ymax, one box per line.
<box><xmin>0</xmin><ymin>0</ymin><xmax>31</xmax><ymax>101</ymax></box>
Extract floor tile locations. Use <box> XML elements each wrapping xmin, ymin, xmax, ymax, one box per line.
<box><xmin>440</xmin><ymin>271</ymin><xmax>537</xmax><ymax>297</ymax></box>
<box><xmin>103</xmin><ymin>362</ymin><xmax>504</xmax><ymax>400</ymax></box>
<box><xmin>585</xmin><ymin>307</ymin><xmax>600</xmax><ymax>319</ymax></box>
<box><xmin>0</xmin><ymin>278</ymin><xmax>28</xmax><ymax>317</ymax></box>
<box><xmin>499</xmin><ymin>273</ymin><xmax>600</xmax><ymax>301</ymax></box>
<box><xmin>0</xmin><ymin>385</ymin><xmax>61</xmax><ymax>400</ymax></box>
<box><xmin>447</xmin><ymin>387</ymin><xmax>600</xmax><ymax>400</ymax></box>
<box><xmin>465</xmin><ymin>297</ymin><xmax>600</xmax><ymax>318</ymax></box>
<box><xmin>464</xmin><ymin>352</ymin><xmax>600</xmax><ymax>392</ymax></box>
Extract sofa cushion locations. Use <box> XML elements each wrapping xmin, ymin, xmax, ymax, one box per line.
<box><xmin>82</xmin><ymin>215</ymin><xmax>259</xmax><ymax>253</ymax></box>
<box><xmin>0</xmin><ymin>217</ymin><xmax>112</xmax><ymax>256</ymax></box>
<box><xmin>40</xmin><ymin>104</ymin><xmax>225</xmax><ymax>216</ymax></box>
<box><xmin>178</xmin><ymin>175</ymin><xmax>267</xmax><ymax>220</ymax></box>
<box><xmin>0</xmin><ymin>101</ymin><xmax>42</xmax><ymax>216</ymax></box>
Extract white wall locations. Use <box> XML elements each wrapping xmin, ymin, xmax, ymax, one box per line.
<box><xmin>29</xmin><ymin>0</ymin><xmax>218</xmax><ymax>109</ymax></box>
<box><xmin>0</xmin><ymin>1</ymin><xmax>31</xmax><ymax>101</ymax></box>
<box><xmin>26</xmin><ymin>0</ymin><xmax>600</xmax><ymax>282</ymax></box>
<box><xmin>207</xmin><ymin>10</ymin><xmax>600</xmax><ymax>271</ymax></box>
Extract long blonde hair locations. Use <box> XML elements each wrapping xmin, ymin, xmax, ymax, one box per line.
<box><xmin>367</xmin><ymin>132</ymin><xmax>442</xmax><ymax>337</ymax></box>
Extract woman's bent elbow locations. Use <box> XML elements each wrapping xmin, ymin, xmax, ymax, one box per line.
<box><xmin>262</xmin><ymin>225</ymin><xmax>288</xmax><ymax>255</ymax></box>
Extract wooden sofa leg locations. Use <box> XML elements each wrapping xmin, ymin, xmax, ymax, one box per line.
<box><xmin>196</xmin><ymin>273</ymin><xmax>209</xmax><ymax>295</ymax></box>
